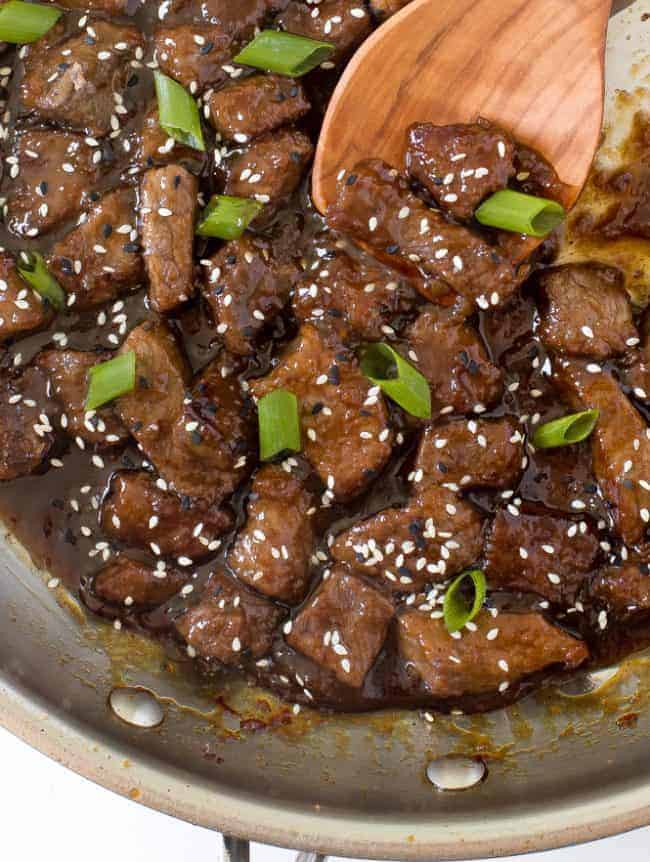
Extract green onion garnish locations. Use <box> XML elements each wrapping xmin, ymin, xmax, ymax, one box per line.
<box><xmin>154</xmin><ymin>70</ymin><xmax>205</xmax><ymax>152</ymax></box>
<box><xmin>475</xmin><ymin>190</ymin><xmax>566</xmax><ymax>237</ymax></box>
<box><xmin>258</xmin><ymin>389</ymin><xmax>301</xmax><ymax>461</ymax></box>
<box><xmin>0</xmin><ymin>0</ymin><xmax>61</xmax><ymax>44</ymax></box>
<box><xmin>196</xmin><ymin>195</ymin><xmax>263</xmax><ymax>240</ymax></box>
<box><xmin>532</xmin><ymin>409</ymin><xmax>599</xmax><ymax>450</ymax></box>
<box><xmin>443</xmin><ymin>569</ymin><xmax>487</xmax><ymax>634</ymax></box>
<box><xmin>86</xmin><ymin>351</ymin><xmax>136</xmax><ymax>411</ymax></box>
<box><xmin>17</xmin><ymin>251</ymin><xmax>65</xmax><ymax>310</ymax></box>
<box><xmin>360</xmin><ymin>343</ymin><xmax>431</xmax><ymax>419</ymax></box>
<box><xmin>234</xmin><ymin>30</ymin><xmax>335</xmax><ymax>77</ymax></box>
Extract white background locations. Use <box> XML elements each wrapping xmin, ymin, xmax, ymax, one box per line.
<box><xmin>0</xmin><ymin>725</ymin><xmax>648</xmax><ymax>861</ymax></box>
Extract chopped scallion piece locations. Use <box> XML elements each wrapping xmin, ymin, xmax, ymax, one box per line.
<box><xmin>196</xmin><ymin>194</ymin><xmax>263</xmax><ymax>240</ymax></box>
<box><xmin>17</xmin><ymin>251</ymin><xmax>65</xmax><ymax>311</ymax></box>
<box><xmin>443</xmin><ymin>569</ymin><xmax>487</xmax><ymax>633</ymax></box>
<box><xmin>234</xmin><ymin>30</ymin><xmax>335</xmax><ymax>77</ymax></box>
<box><xmin>258</xmin><ymin>389</ymin><xmax>301</xmax><ymax>461</ymax></box>
<box><xmin>0</xmin><ymin>0</ymin><xmax>61</xmax><ymax>44</ymax></box>
<box><xmin>532</xmin><ymin>409</ymin><xmax>599</xmax><ymax>450</ymax></box>
<box><xmin>360</xmin><ymin>343</ymin><xmax>431</xmax><ymax>419</ymax></box>
<box><xmin>86</xmin><ymin>351</ymin><xmax>136</xmax><ymax>411</ymax></box>
<box><xmin>475</xmin><ymin>189</ymin><xmax>566</xmax><ymax>237</ymax></box>
<box><xmin>154</xmin><ymin>70</ymin><xmax>205</xmax><ymax>151</ymax></box>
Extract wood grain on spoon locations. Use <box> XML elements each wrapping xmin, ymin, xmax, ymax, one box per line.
<box><xmin>313</xmin><ymin>0</ymin><xmax>612</xmax><ymax>223</ymax></box>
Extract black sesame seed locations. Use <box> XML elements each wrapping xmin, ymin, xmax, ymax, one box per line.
<box><xmin>39</xmin><ymin>181</ymin><xmax>48</xmax><ymax>195</ymax></box>
<box><xmin>311</xmin><ymin>402</ymin><xmax>324</xmax><ymax>415</ymax></box>
<box><xmin>190</xmin><ymin>430</ymin><xmax>202</xmax><ymax>445</ymax></box>
<box><xmin>123</xmin><ymin>242</ymin><xmax>140</xmax><ymax>253</ymax></box>
<box><xmin>127</xmin><ymin>73</ymin><xmax>139</xmax><ymax>87</ymax></box>
<box><xmin>437</xmin><ymin>461</ymin><xmax>448</xmax><ymax>473</ymax></box>
<box><xmin>345</xmin><ymin>173</ymin><xmax>358</xmax><ymax>186</ymax></box>
<box><xmin>181</xmin><ymin>495</ymin><xmax>191</xmax><ymax>511</ymax></box>
<box><xmin>327</xmin><ymin>365</ymin><xmax>340</xmax><ymax>385</ymax></box>
<box><xmin>199</xmin><ymin>41</ymin><xmax>213</xmax><ymax>54</ymax></box>
<box><xmin>102</xmin><ymin>223</ymin><xmax>113</xmax><ymax>239</ymax></box>
<box><xmin>386</xmin><ymin>244</ymin><xmax>400</xmax><ymax>255</ymax></box>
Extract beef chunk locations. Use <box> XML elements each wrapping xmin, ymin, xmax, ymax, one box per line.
<box><xmin>514</xmin><ymin>145</ymin><xmax>564</xmax><ymax>201</ymax></box>
<box><xmin>538</xmin><ymin>265</ymin><xmax>636</xmax><ymax>359</ymax></box>
<box><xmin>406</xmin><ymin>121</ymin><xmax>516</xmax><ymax>221</ymax></box>
<box><xmin>101</xmin><ymin>470</ymin><xmax>233</xmax><ymax>559</ymax></box>
<box><xmin>5</xmin><ymin>130</ymin><xmax>102</xmax><ymax>238</ymax></box>
<box><xmin>225</xmin><ymin>129</ymin><xmax>314</xmax><ymax>216</ymax></box>
<box><xmin>117</xmin><ymin>325</ymin><xmax>253</xmax><ymax>502</ymax></box>
<box><xmin>331</xmin><ymin>484</ymin><xmax>484</xmax><ymax>591</ymax></box>
<box><xmin>227</xmin><ymin>464</ymin><xmax>315</xmax><ymax>603</ymax></box>
<box><xmin>398</xmin><ymin>608</ymin><xmax>588</xmax><ymax>698</ymax></box>
<box><xmin>249</xmin><ymin>324</ymin><xmax>393</xmax><ymax>500</ymax></box>
<box><xmin>0</xmin><ymin>253</ymin><xmax>54</xmax><ymax>342</ymax></box>
<box><xmin>154</xmin><ymin>24</ymin><xmax>232</xmax><ymax>90</ymax></box>
<box><xmin>139</xmin><ymin>103</ymin><xmax>206</xmax><ymax>169</ymax></box>
<box><xmin>328</xmin><ymin>160</ymin><xmax>519</xmax><ymax>306</ymax></box>
<box><xmin>21</xmin><ymin>21</ymin><xmax>143</xmax><ymax>136</ymax></box>
<box><xmin>369</xmin><ymin>0</ymin><xmax>413</xmax><ymax>19</ymax></box>
<box><xmin>208</xmin><ymin>74</ymin><xmax>310</xmax><ymax>142</ymax></box>
<box><xmin>406</xmin><ymin>303</ymin><xmax>503</xmax><ymax>415</ymax></box>
<box><xmin>278</xmin><ymin>0</ymin><xmax>371</xmax><ymax>64</ymax></box>
<box><xmin>141</xmin><ymin>165</ymin><xmax>197</xmax><ymax>313</ymax></box>
<box><xmin>176</xmin><ymin>571</ymin><xmax>282</xmax><ymax>663</ymax></box>
<box><xmin>287</xmin><ymin>567</ymin><xmax>393</xmax><ymax>687</ymax></box>
<box><xmin>35</xmin><ymin>350</ymin><xmax>128</xmax><ymax>447</ymax></box>
<box><xmin>292</xmin><ymin>247</ymin><xmax>416</xmax><ymax>343</ymax></box>
<box><xmin>45</xmin><ymin>0</ymin><xmax>130</xmax><ymax>11</ymax></box>
<box><xmin>164</xmin><ymin>0</ymin><xmax>269</xmax><ymax>41</ymax></box>
<box><xmin>415</xmin><ymin>417</ymin><xmax>523</xmax><ymax>489</ymax></box>
<box><xmin>0</xmin><ymin>369</ymin><xmax>53</xmax><ymax>480</ymax></box>
<box><xmin>202</xmin><ymin>236</ymin><xmax>298</xmax><ymax>355</ymax></box>
<box><xmin>591</xmin><ymin>563</ymin><xmax>650</xmax><ymax>618</ymax></box>
<box><xmin>484</xmin><ymin>509</ymin><xmax>599</xmax><ymax>603</ymax></box>
<box><xmin>93</xmin><ymin>555</ymin><xmax>187</xmax><ymax>608</ymax></box>
<box><xmin>49</xmin><ymin>187</ymin><xmax>144</xmax><ymax>309</ymax></box>
<box><xmin>555</xmin><ymin>360</ymin><xmax>650</xmax><ymax>546</ymax></box>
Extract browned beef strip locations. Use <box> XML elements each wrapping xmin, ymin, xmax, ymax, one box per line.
<box><xmin>555</xmin><ymin>360</ymin><xmax>650</xmax><ymax>546</ymax></box>
<box><xmin>0</xmin><ymin>368</ymin><xmax>54</xmax><ymax>481</ymax></box>
<box><xmin>202</xmin><ymin>235</ymin><xmax>299</xmax><ymax>356</ymax></box>
<box><xmin>0</xmin><ymin>253</ymin><xmax>54</xmax><ymax>342</ymax></box>
<box><xmin>176</xmin><ymin>571</ymin><xmax>283</xmax><ymax>663</ymax></box>
<box><xmin>292</xmin><ymin>245</ymin><xmax>417</xmax><ymax>344</ymax></box>
<box><xmin>328</xmin><ymin>159</ymin><xmax>519</xmax><ymax>306</ymax></box>
<box><xmin>140</xmin><ymin>165</ymin><xmax>198</xmax><ymax>313</ymax></box>
<box><xmin>406</xmin><ymin>121</ymin><xmax>516</xmax><ymax>221</ymax></box>
<box><xmin>590</xmin><ymin>562</ymin><xmax>650</xmax><ymax>618</ymax></box>
<box><xmin>537</xmin><ymin>264</ymin><xmax>637</xmax><ymax>359</ymax></box>
<box><xmin>35</xmin><ymin>349</ymin><xmax>129</xmax><ymax>447</ymax></box>
<box><xmin>398</xmin><ymin>609</ymin><xmax>588</xmax><ymax>698</ymax></box>
<box><xmin>484</xmin><ymin>509</ymin><xmax>599</xmax><ymax>604</ymax></box>
<box><xmin>249</xmin><ymin>324</ymin><xmax>393</xmax><ymax>500</ymax></box>
<box><xmin>5</xmin><ymin>130</ymin><xmax>102</xmax><ymax>238</ymax></box>
<box><xmin>331</xmin><ymin>484</ymin><xmax>484</xmax><ymax>591</ymax></box>
<box><xmin>514</xmin><ymin>144</ymin><xmax>564</xmax><ymax>200</ymax></box>
<box><xmin>287</xmin><ymin>567</ymin><xmax>393</xmax><ymax>687</ymax></box>
<box><xmin>49</xmin><ymin>187</ymin><xmax>144</xmax><ymax>310</ymax></box>
<box><xmin>165</xmin><ymin>0</ymin><xmax>271</xmax><ymax>41</ymax></box>
<box><xmin>21</xmin><ymin>21</ymin><xmax>143</xmax><ymax>136</ymax></box>
<box><xmin>277</xmin><ymin>0</ymin><xmax>371</xmax><ymax>64</ymax></box>
<box><xmin>414</xmin><ymin>417</ymin><xmax>524</xmax><ymax>490</ymax></box>
<box><xmin>153</xmin><ymin>24</ymin><xmax>232</xmax><ymax>90</ymax></box>
<box><xmin>227</xmin><ymin>463</ymin><xmax>315</xmax><ymax>604</ymax></box>
<box><xmin>224</xmin><ymin>129</ymin><xmax>314</xmax><ymax>216</ymax></box>
<box><xmin>101</xmin><ymin>470</ymin><xmax>233</xmax><ymax>559</ymax></box>
<box><xmin>93</xmin><ymin>555</ymin><xmax>187</xmax><ymax>608</ymax></box>
<box><xmin>406</xmin><ymin>302</ymin><xmax>503</xmax><ymax>415</ymax></box>
<box><xmin>43</xmin><ymin>0</ymin><xmax>130</xmax><ymax>11</ymax></box>
<box><xmin>207</xmin><ymin>74</ymin><xmax>310</xmax><ymax>142</ymax></box>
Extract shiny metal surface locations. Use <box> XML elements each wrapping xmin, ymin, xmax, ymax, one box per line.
<box><xmin>1</xmin><ymin>4</ymin><xmax>650</xmax><ymax>859</ymax></box>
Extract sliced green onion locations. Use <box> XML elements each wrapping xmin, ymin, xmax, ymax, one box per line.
<box><xmin>154</xmin><ymin>70</ymin><xmax>205</xmax><ymax>152</ymax></box>
<box><xmin>0</xmin><ymin>0</ymin><xmax>61</xmax><ymax>43</ymax></box>
<box><xmin>475</xmin><ymin>190</ymin><xmax>566</xmax><ymax>237</ymax></box>
<box><xmin>86</xmin><ymin>351</ymin><xmax>136</xmax><ymax>411</ymax></box>
<box><xmin>234</xmin><ymin>30</ymin><xmax>335</xmax><ymax>77</ymax></box>
<box><xmin>532</xmin><ymin>409</ymin><xmax>599</xmax><ymax>450</ymax></box>
<box><xmin>360</xmin><ymin>343</ymin><xmax>431</xmax><ymax>419</ymax></box>
<box><xmin>17</xmin><ymin>251</ymin><xmax>65</xmax><ymax>311</ymax></box>
<box><xmin>443</xmin><ymin>569</ymin><xmax>487</xmax><ymax>634</ymax></box>
<box><xmin>258</xmin><ymin>389</ymin><xmax>301</xmax><ymax>461</ymax></box>
<box><xmin>196</xmin><ymin>195</ymin><xmax>263</xmax><ymax>240</ymax></box>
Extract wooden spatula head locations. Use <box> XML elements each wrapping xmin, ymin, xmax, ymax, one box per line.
<box><xmin>312</xmin><ymin>0</ymin><xmax>612</xmax><ymax>215</ymax></box>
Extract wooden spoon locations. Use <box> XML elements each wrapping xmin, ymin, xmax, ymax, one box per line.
<box><xmin>312</xmin><ymin>0</ymin><xmax>612</xmax><ymax>221</ymax></box>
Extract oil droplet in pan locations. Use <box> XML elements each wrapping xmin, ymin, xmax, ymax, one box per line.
<box><xmin>109</xmin><ymin>686</ymin><xmax>165</xmax><ymax>728</ymax></box>
<box><xmin>426</xmin><ymin>756</ymin><xmax>487</xmax><ymax>791</ymax></box>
